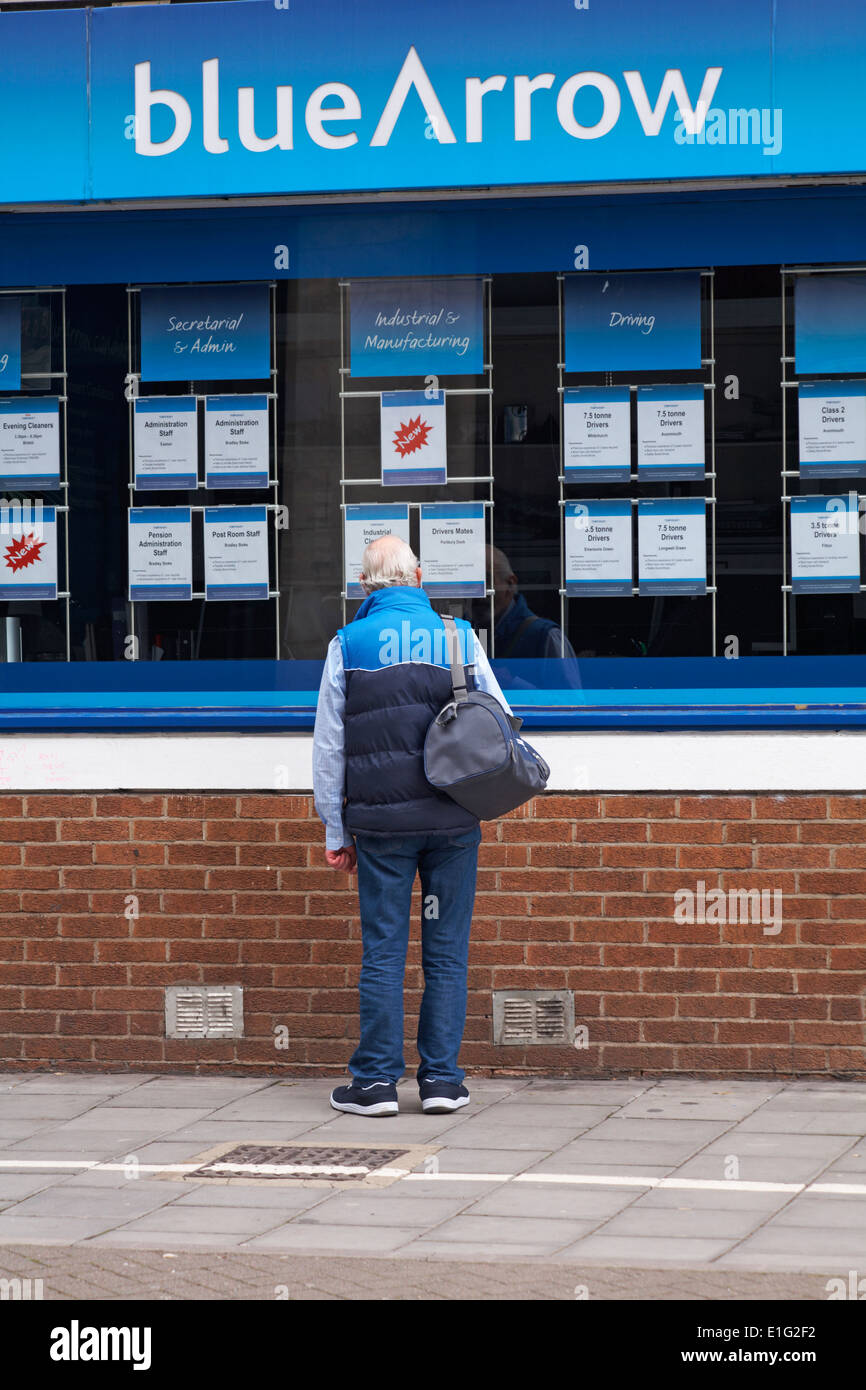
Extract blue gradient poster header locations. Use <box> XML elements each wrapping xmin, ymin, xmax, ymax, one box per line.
<box><xmin>140</xmin><ymin>284</ymin><xmax>270</xmax><ymax>382</ymax></box>
<box><xmin>350</xmin><ymin>278</ymin><xmax>484</xmax><ymax>378</ymax></box>
<box><xmin>795</xmin><ymin>276</ymin><xmax>866</xmax><ymax>375</ymax></box>
<box><xmin>565</xmin><ymin>272</ymin><xmax>701</xmax><ymax>372</ymax></box>
<box><xmin>1</xmin><ymin>0</ymin><xmax>866</xmax><ymax>202</ymax></box>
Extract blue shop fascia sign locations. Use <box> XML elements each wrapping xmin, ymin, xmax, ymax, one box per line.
<box><xmin>1</xmin><ymin>0</ymin><xmax>865</xmax><ymax>204</ymax></box>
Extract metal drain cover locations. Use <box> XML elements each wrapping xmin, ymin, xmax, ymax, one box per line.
<box><xmin>196</xmin><ymin>1144</ymin><xmax>410</xmax><ymax>1180</ymax></box>
<box><xmin>167</xmin><ymin>1140</ymin><xmax>439</xmax><ymax>1189</ymax></box>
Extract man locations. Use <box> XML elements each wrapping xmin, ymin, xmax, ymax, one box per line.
<box><xmin>488</xmin><ymin>544</ymin><xmax>576</xmax><ymax>659</ymax></box>
<box><xmin>313</xmin><ymin>534</ymin><xmax>512</xmax><ymax>1117</ymax></box>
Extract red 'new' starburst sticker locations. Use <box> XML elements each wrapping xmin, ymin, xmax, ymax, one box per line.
<box><xmin>393</xmin><ymin>415</ymin><xmax>432</xmax><ymax>457</ymax></box>
<box><xmin>4</xmin><ymin>532</ymin><xmax>46</xmax><ymax>573</ymax></box>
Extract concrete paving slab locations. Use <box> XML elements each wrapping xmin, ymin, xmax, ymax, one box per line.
<box><xmin>463</xmin><ymin>1186</ymin><xmax>638</xmax><ymax>1221</ymax></box>
<box><xmin>595</xmin><ymin>1206</ymin><xmax>768</xmax><ymax>1239</ymax></box>
<box><xmin>51</xmin><ymin>1107</ymin><xmax>214</xmax><ymax>1133</ymax></box>
<box><xmin>672</xmin><ymin>1153</ymin><xmax>843</xmax><ymax>1184</ymax></box>
<box><xmin>699</xmin><ymin>1132</ymin><xmax>855</xmax><ymax>1160</ymax></box>
<box><xmin>557</xmin><ymin>1234</ymin><xmax>737</xmax><ymax>1263</ymax></box>
<box><xmin>724</xmin><ymin>1226</ymin><xmax>866</xmax><ymax>1259</ymax></box>
<box><xmin>516</xmin><ymin>1081</ymin><xmax>651</xmax><ymax>1103</ymax></box>
<box><xmin>10</xmin><ymin>1074</ymin><xmax>156</xmax><ymax>1094</ymax></box>
<box><xmin>584</xmin><ymin>1117</ymin><xmax>733</xmax><ymax>1144</ymax></box>
<box><xmin>101</xmin><ymin>1086</ymin><xmax>273</xmax><ymax>1110</ymax></box>
<box><xmin>304</xmin><ymin>1115</ymin><xmax>465</xmax><ymax>1142</ymax></box>
<box><xmin>0</xmin><ymin>1174</ymin><xmax>67</xmax><ymax>1201</ymax></box>
<box><xmin>630</xmin><ymin>1187</ymin><xmax>797</xmax><ymax>1212</ymax></box>
<box><xmin>85</xmin><ymin>1230</ymin><xmax>249</xmax><ymax>1250</ymax></box>
<box><xmin>429</xmin><ymin>1123</ymin><xmax>580</xmax><ymax>1151</ymax></box>
<box><xmin>618</xmin><ymin>1094</ymin><xmax>773</xmax><ymax>1121</ymax></box>
<box><xmin>470</xmin><ymin>1103</ymin><xmax>615</xmax><ymax>1128</ymax></box>
<box><xmin>163</xmin><ymin>1121</ymin><xmax>325</xmax><ymax>1144</ymax></box>
<box><xmin>0</xmin><ymin>1095</ymin><xmax>104</xmax><ymax>1120</ymax></box>
<box><xmin>8</xmin><ymin>1131</ymin><xmax>180</xmax><ymax>1157</ymax></box>
<box><xmin>6</xmin><ymin>1182</ymin><xmax>180</xmax><ymax>1222</ymax></box>
<box><xmin>172</xmin><ymin>1185</ymin><xmax>330</xmax><ymax>1212</ymax></box>
<box><xmin>115</xmin><ymin>1205</ymin><xmax>291</xmax><ymax>1236</ymax></box>
<box><xmin>0</xmin><ymin>1215</ymin><xmax>122</xmax><ymax>1243</ymax></box>
<box><xmin>0</xmin><ymin>1121</ymin><xmax>64</xmax><ymax>1142</ymax></box>
<box><xmin>296</xmin><ymin>1194</ymin><xmax>471</xmax><ymax>1227</ymax></box>
<box><xmin>735</xmin><ymin>1111</ymin><xmax>866</xmax><ymax>1136</ymax></box>
<box><xmin>243</xmin><ymin>1223</ymin><xmax>418</xmax><ymax>1253</ymax></box>
<box><xmin>532</xmin><ymin>1139</ymin><xmax>701</xmax><ymax>1165</ymax></box>
<box><xmin>524</xmin><ymin>1156</ymin><xmax>676</xmax><ymax>1178</ymax></box>
<box><xmin>764</xmin><ymin>1197</ymin><xmax>866</xmax><ymax>1228</ymax></box>
<box><xmin>410</xmin><ymin>1213</ymin><xmax>592</xmax><ymax>1247</ymax></box>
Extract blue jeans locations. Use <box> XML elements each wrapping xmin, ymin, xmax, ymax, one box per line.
<box><xmin>348</xmin><ymin>828</ymin><xmax>482</xmax><ymax>1087</ymax></box>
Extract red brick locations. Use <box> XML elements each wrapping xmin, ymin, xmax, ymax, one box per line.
<box><xmin>678</xmin><ymin>797</ymin><xmax>753</xmax><ymax>820</ymax></box>
<box><xmin>60</xmin><ymin>819</ymin><xmax>130</xmax><ymax>842</ymax></box>
<box><xmin>603</xmin><ymin>796</ymin><xmax>678</xmax><ymax>818</ymax></box>
<box><xmin>25</xmin><ymin>795</ymin><xmax>90</xmax><ymax>817</ymax></box>
<box><xmin>238</xmin><ymin>795</ymin><xmax>310</xmax><ymax>819</ymax></box>
<box><xmin>754</xmin><ymin>796</ymin><xmax>827</xmax><ymax>820</ymax></box>
<box><xmin>97</xmin><ymin>795</ymin><xmax>165</xmax><ymax>817</ymax></box>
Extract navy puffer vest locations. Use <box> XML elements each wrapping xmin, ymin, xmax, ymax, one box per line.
<box><xmin>338</xmin><ymin>586</ymin><xmax>479</xmax><ymax>837</ymax></box>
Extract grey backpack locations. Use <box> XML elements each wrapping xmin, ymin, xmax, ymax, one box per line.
<box><xmin>423</xmin><ymin>616</ymin><xmax>550</xmax><ymax>820</ymax></box>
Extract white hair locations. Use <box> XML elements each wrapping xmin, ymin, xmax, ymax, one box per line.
<box><xmin>361</xmin><ymin>534</ymin><xmax>420</xmax><ymax>590</ymax></box>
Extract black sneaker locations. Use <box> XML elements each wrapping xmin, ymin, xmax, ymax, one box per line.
<box><xmin>329</xmin><ymin>1082</ymin><xmax>398</xmax><ymax>1116</ymax></box>
<box><xmin>419</xmin><ymin>1080</ymin><xmax>470</xmax><ymax>1114</ymax></box>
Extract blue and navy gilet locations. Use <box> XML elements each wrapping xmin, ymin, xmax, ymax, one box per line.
<box><xmin>338</xmin><ymin>586</ymin><xmax>479</xmax><ymax>837</ymax></box>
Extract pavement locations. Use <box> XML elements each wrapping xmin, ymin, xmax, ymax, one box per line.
<box><xmin>1</xmin><ymin>1070</ymin><xmax>865</xmax><ymax>1300</ymax></box>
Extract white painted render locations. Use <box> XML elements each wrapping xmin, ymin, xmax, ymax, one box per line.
<box><xmin>0</xmin><ymin>731</ymin><xmax>863</xmax><ymax>793</ymax></box>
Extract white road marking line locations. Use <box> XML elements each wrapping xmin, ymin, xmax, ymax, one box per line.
<box><xmin>0</xmin><ymin>1158</ymin><xmax>863</xmax><ymax>1196</ymax></box>
<box><xmin>809</xmin><ymin>1182</ymin><xmax>866</xmax><ymax>1195</ymax></box>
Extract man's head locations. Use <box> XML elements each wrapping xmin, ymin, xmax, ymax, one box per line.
<box><xmin>360</xmin><ymin>534</ymin><xmax>422</xmax><ymax>593</ymax></box>
<box><xmin>487</xmin><ymin>544</ymin><xmax>518</xmax><ymax>621</ymax></box>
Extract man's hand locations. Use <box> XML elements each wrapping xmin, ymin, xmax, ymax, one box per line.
<box><xmin>325</xmin><ymin>845</ymin><xmax>357</xmax><ymax>874</ymax></box>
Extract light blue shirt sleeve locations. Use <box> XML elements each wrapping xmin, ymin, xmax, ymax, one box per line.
<box><xmin>470</xmin><ymin>631</ymin><xmax>514</xmax><ymax>716</ymax></box>
<box><xmin>312</xmin><ymin>636</ymin><xmax>351</xmax><ymax>852</ymax></box>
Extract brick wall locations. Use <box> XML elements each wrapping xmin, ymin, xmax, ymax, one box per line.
<box><xmin>1</xmin><ymin>791</ymin><xmax>863</xmax><ymax>1077</ymax></box>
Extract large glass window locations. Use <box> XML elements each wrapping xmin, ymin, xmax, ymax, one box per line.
<box><xmin>1</xmin><ymin>263</ymin><xmax>864</xmax><ymax>725</ymax></box>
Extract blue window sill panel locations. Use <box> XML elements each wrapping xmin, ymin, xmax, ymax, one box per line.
<box><xmin>1</xmin><ymin>657</ymin><xmax>866</xmax><ymax>731</ymax></box>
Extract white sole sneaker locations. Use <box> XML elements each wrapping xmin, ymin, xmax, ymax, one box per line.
<box><xmin>421</xmin><ymin>1095</ymin><xmax>470</xmax><ymax>1114</ymax></box>
<box><xmin>329</xmin><ymin>1097</ymin><xmax>398</xmax><ymax>1116</ymax></box>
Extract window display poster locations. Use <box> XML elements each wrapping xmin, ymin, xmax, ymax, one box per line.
<box><xmin>203</xmin><ymin>506</ymin><xmax>269</xmax><ymax>602</ymax></box>
<box><xmin>380</xmin><ymin>390</ymin><xmax>447</xmax><ymax>486</ymax></box>
<box><xmin>204</xmin><ymin>395</ymin><xmax>269</xmax><ymax>489</ymax></box>
<box><xmin>638</xmin><ymin>498</ymin><xmax>707</xmax><ymax>595</ymax></box>
<box><xmin>795</xmin><ymin>275</ymin><xmax>866</xmax><ymax>375</ymax></box>
<box><xmin>565</xmin><ymin>500</ymin><xmax>633</xmax><ymax>596</ymax></box>
<box><xmin>128</xmin><ymin>507</ymin><xmax>193</xmax><ymax>601</ymax></box>
<box><xmin>140</xmin><ymin>283</ymin><xmax>270</xmax><ymax>383</ymax></box>
<box><xmin>562</xmin><ymin>387</ymin><xmax>631</xmax><ymax>481</ymax></box>
<box><xmin>564</xmin><ymin>271</ymin><xmax>701</xmax><ymax>374</ymax></box>
<box><xmin>344</xmin><ymin>503</ymin><xmax>410</xmax><ymax>598</ymax></box>
<box><xmin>419</xmin><ymin>502</ymin><xmax>485</xmax><ymax>597</ymax></box>
<box><xmin>790</xmin><ymin>494</ymin><xmax>861</xmax><ymax>594</ymax></box>
<box><xmin>798</xmin><ymin>381</ymin><xmax>866</xmax><ymax>478</ymax></box>
<box><xmin>0</xmin><ymin>503</ymin><xmax>57</xmax><ymax>600</ymax></box>
<box><xmin>637</xmin><ymin>385</ymin><xmax>706</xmax><ymax>480</ymax></box>
<box><xmin>350</xmin><ymin>277</ymin><xmax>484</xmax><ymax>378</ymax></box>
<box><xmin>0</xmin><ymin>397</ymin><xmax>60</xmax><ymax>488</ymax></box>
<box><xmin>0</xmin><ymin>298</ymin><xmax>21</xmax><ymax>391</ymax></box>
<box><xmin>133</xmin><ymin>397</ymin><xmax>198</xmax><ymax>490</ymax></box>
